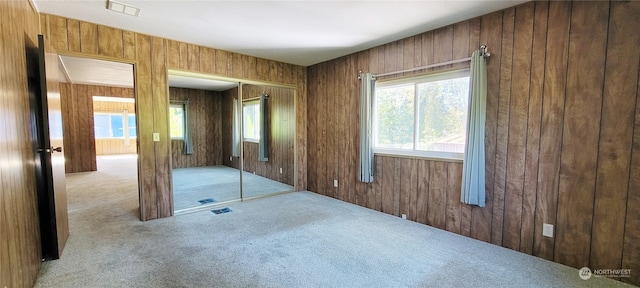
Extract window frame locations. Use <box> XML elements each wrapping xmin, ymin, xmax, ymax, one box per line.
<box><xmin>242</xmin><ymin>100</ymin><xmax>261</xmax><ymax>143</ymax></box>
<box><xmin>373</xmin><ymin>69</ymin><xmax>470</xmax><ymax>161</ymax></box>
<box><xmin>93</xmin><ymin>112</ymin><xmax>138</xmax><ymax>140</ymax></box>
<box><xmin>169</xmin><ymin>104</ymin><xmax>185</xmax><ymax>140</ymax></box>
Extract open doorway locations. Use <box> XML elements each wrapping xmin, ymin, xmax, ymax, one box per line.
<box><xmin>57</xmin><ymin>55</ymin><xmax>139</xmax><ymax>218</ymax></box>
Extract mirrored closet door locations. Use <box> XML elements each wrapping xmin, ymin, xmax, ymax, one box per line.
<box><xmin>169</xmin><ymin>71</ymin><xmax>296</xmax><ymax>213</ymax></box>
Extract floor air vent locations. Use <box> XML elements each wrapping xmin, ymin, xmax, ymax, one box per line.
<box><xmin>211</xmin><ymin>207</ymin><xmax>232</xmax><ymax>214</ymax></box>
<box><xmin>198</xmin><ymin>198</ymin><xmax>216</xmax><ymax>205</ymax></box>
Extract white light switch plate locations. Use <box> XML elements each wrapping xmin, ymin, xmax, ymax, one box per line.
<box><xmin>333</xmin><ymin>180</ymin><xmax>338</xmax><ymax>188</ymax></box>
<box><xmin>153</xmin><ymin>132</ymin><xmax>160</xmax><ymax>142</ymax></box>
<box><xmin>543</xmin><ymin>223</ymin><xmax>554</xmax><ymax>238</ymax></box>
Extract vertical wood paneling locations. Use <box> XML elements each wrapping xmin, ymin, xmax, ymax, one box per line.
<box><xmin>187</xmin><ymin>44</ymin><xmax>199</xmax><ymax>71</ymax></box>
<box><xmin>555</xmin><ymin>1</ymin><xmax>609</xmax><ymax>268</ymax></box>
<box><xmin>307</xmin><ymin>66</ymin><xmax>318</xmax><ymax>193</ymax></box>
<box><xmin>123</xmin><ymin>30</ymin><xmax>136</xmax><ymax>60</ymax></box>
<box><xmin>520</xmin><ymin>0</ymin><xmax>548</xmax><ymax>255</ymax></box>
<box><xmin>215</xmin><ymin>49</ymin><xmax>228</xmax><ymax>75</ymax></box>
<box><xmin>491</xmin><ymin>7</ymin><xmax>515</xmax><ymax>246</ymax></box>
<box><xmin>80</xmin><ymin>21</ymin><xmax>98</xmax><ymax>54</ymax></box>
<box><xmin>166</xmin><ymin>40</ymin><xmax>180</xmax><ymax>70</ymax></box>
<box><xmin>98</xmin><ymin>25</ymin><xmax>123</xmax><ymax>58</ymax></box>
<box><xmin>416</xmin><ymin>160</ymin><xmax>429</xmax><ymax>224</ymax></box>
<box><xmin>427</xmin><ymin>161</ymin><xmax>447</xmax><ymax>229</ymax></box>
<box><xmin>135</xmin><ymin>33</ymin><xmax>157</xmax><ymax>220</ymax></box>
<box><xmin>151</xmin><ymin>37</ymin><xmax>172</xmax><ymax>217</ymax></box>
<box><xmin>67</xmin><ymin>19</ymin><xmax>81</xmax><ymax>53</ymax></box>
<box><xmin>533</xmin><ymin>0</ymin><xmax>571</xmax><ymax>261</ymax></box>
<box><xmin>232</xmin><ymin>53</ymin><xmax>244</xmax><ymax>79</ymax></box>
<box><xmin>346</xmin><ymin>55</ymin><xmax>357</xmax><ymax>203</ymax></box>
<box><xmin>502</xmin><ymin>2</ymin><xmax>533</xmax><ymax>251</ymax></box>
<box><xmin>178</xmin><ymin>42</ymin><xmax>188</xmax><ymax>70</ymax></box>
<box><xmin>623</xmin><ymin>56</ymin><xmax>640</xmax><ymax>286</ymax></box>
<box><xmin>200</xmin><ymin>47</ymin><xmax>214</xmax><ymax>74</ymax></box>
<box><xmin>432</xmin><ymin>25</ymin><xmax>453</xmax><ymax>66</ymax></box>
<box><xmin>48</xmin><ymin>15</ymin><xmax>68</xmax><ymax>51</ymax></box>
<box><xmin>591</xmin><ymin>0</ymin><xmax>640</xmax><ymax>271</ymax></box>
<box><xmin>400</xmin><ymin>158</ymin><xmax>416</xmax><ymax>220</ymax></box>
<box><xmin>381</xmin><ymin>156</ymin><xmax>394</xmax><ymax>215</ymax></box>
<box><xmin>1</xmin><ymin>1</ymin><xmax>43</xmax><ymax>286</ymax></box>
<box><xmin>446</xmin><ymin>163</ymin><xmax>463</xmax><ymax>234</ymax></box>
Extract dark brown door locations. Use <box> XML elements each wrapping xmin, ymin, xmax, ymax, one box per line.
<box><xmin>27</xmin><ymin>35</ymin><xmax>69</xmax><ymax>260</ymax></box>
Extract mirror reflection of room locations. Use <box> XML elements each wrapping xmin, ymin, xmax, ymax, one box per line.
<box><xmin>169</xmin><ymin>75</ymin><xmax>296</xmax><ymax>212</ymax></box>
<box><xmin>236</xmin><ymin>84</ymin><xmax>295</xmax><ymax>199</ymax></box>
<box><xmin>168</xmin><ymin>76</ymin><xmax>240</xmax><ymax>211</ymax></box>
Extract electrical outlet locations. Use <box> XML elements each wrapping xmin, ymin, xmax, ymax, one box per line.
<box><xmin>333</xmin><ymin>180</ymin><xmax>338</xmax><ymax>188</ymax></box>
<box><xmin>280</xmin><ymin>168</ymin><xmax>283</xmax><ymax>174</ymax></box>
<box><xmin>153</xmin><ymin>132</ymin><xmax>160</xmax><ymax>142</ymax></box>
<box><xmin>401</xmin><ymin>214</ymin><xmax>407</xmax><ymax>220</ymax></box>
<box><xmin>230</xmin><ymin>156</ymin><xmax>233</xmax><ymax>161</ymax></box>
<box><xmin>543</xmin><ymin>223</ymin><xmax>554</xmax><ymax>238</ymax></box>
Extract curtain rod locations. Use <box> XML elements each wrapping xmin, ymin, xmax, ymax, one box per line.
<box><xmin>170</xmin><ymin>99</ymin><xmax>190</xmax><ymax>104</ymax></box>
<box><xmin>372</xmin><ymin>45</ymin><xmax>490</xmax><ymax>78</ymax></box>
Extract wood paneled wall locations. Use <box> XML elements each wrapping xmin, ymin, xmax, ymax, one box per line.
<box><xmin>221</xmin><ymin>87</ymin><xmax>242</xmax><ymax>170</ymax></box>
<box><xmin>306</xmin><ymin>1</ymin><xmax>640</xmax><ymax>285</ymax></box>
<box><xmin>241</xmin><ymin>85</ymin><xmax>295</xmax><ymax>186</ymax></box>
<box><xmin>41</xmin><ymin>13</ymin><xmax>307</xmax><ymax>221</ymax></box>
<box><xmin>0</xmin><ymin>1</ymin><xmax>45</xmax><ymax>287</ymax></box>
<box><xmin>60</xmin><ymin>83</ymin><xmax>134</xmax><ymax>172</ymax></box>
<box><xmin>169</xmin><ymin>87</ymin><xmax>222</xmax><ymax>169</ymax></box>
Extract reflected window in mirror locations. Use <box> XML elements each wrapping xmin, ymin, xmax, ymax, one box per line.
<box><xmin>170</xmin><ymin>104</ymin><xmax>185</xmax><ymax>140</ymax></box>
<box><xmin>243</xmin><ymin>101</ymin><xmax>260</xmax><ymax>143</ymax></box>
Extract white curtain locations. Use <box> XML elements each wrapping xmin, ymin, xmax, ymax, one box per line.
<box><xmin>461</xmin><ymin>50</ymin><xmax>487</xmax><ymax>206</ymax></box>
<box><xmin>358</xmin><ymin>72</ymin><xmax>375</xmax><ymax>183</ymax></box>
<box><xmin>232</xmin><ymin>98</ymin><xmax>240</xmax><ymax>157</ymax></box>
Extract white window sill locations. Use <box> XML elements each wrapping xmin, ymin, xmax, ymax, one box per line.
<box><xmin>373</xmin><ymin>149</ymin><xmax>463</xmax><ymax>163</ymax></box>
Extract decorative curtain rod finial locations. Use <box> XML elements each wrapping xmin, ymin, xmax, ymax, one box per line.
<box><xmin>480</xmin><ymin>45</ymin><xmax>491</xmax><ymax>58</ymax></box>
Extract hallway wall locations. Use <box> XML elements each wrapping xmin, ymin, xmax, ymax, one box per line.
<box><xmin>0</xmin><ymin>1</ymin><xmax>45</xmax><ymax>287</ymax></box>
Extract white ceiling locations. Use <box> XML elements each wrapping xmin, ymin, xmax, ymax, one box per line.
<box><xmin>34</xmin><ymin>0</ymin><xmax>528</xmax><ymax>67</ymax></box>
<box><xmin>168</xmin><ymin>74</ymin><xmax>238</xmax><ymax>91</ymax></box>
<box><xmin>59</xmin><ymin>55</ymin><xmax>134</xmax><ymax>87</ymax></box>
<box><xmin>59</xmin><ymin>55</ymin><xmax>239</xmax><ymax>90</ymax></box>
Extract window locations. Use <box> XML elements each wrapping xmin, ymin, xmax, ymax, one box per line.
<box><xmin>373</xmin><ymin>70</ymin><xmax>469</xmax><ymax>159</ymax></box>
<box><xmin>169</xmin><ymin>104</ymin><xmax>184</xmax><ymax>139</ymax></box>
<box><xmin>94</xmin><ymin>113</ymin><xmax>137</xmax><ymax>139</ymax></box>
<box><xmin>243</xmin><ymin>101</ymin><xmax>260</xmax><ymax>142</ymax></box>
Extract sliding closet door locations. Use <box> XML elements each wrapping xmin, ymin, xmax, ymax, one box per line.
<box><xmin>169</xmin><ymin>76</ymin><xmax>242</xmax><ymax>212</ymax></box>
<box><xmin>240</xmin><ymin>84</ymin><xmax>295</xmax><ymax>199</ymax></box>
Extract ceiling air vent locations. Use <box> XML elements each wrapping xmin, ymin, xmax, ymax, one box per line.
<box><xmin>106</xmin><ymin>0</ymin><xmax>140</xmax><ymax>17</ymax></box>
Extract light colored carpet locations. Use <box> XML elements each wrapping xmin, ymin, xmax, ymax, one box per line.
<box><xmin>35</xmin><ymin>157</ymin><xmax>633</xmax><ymax>288</ymax></box>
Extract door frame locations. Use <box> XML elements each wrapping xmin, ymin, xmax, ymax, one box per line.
<box><xmin>55</xmin><ymin>51</ymin><xmax>142</xmax><ymax>219</ymax></box>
